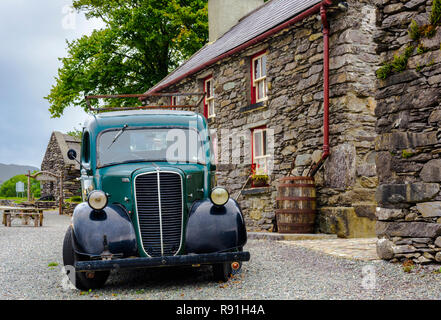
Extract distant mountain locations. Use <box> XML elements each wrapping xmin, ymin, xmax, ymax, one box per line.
<box><xmin>0</xmin><ymin>163</ymin><xmax>39</xmax><ymax>185</ymax></box>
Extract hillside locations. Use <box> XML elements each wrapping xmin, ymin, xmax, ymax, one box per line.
<box><xmin>0</xmin><ymin>163</ymin><xmax>39</xmax><ymax>185</ymax></box>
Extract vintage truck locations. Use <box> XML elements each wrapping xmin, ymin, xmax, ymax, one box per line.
<box><xmin>62</xmin><ymin>104</ymin><xmax>250</xmax><ymax>290</ymax></box>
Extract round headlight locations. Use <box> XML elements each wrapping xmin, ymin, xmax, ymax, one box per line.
<box><xmin>210</xmin><ymin>187</ymin><xmax>229</xmax><ymax>206</ymax></box>
<box><xmin>87</xmin><ymin>190</ymin><xmax>108</xmax><ymax>210</ymax></box>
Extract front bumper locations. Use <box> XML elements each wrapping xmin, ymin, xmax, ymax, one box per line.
<box><xmin>75</xmin><ymin>251</ymin><xmax>250</xmax><ymax>272</ymax></box>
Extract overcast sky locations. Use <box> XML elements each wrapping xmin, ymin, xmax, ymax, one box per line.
<box><xmin>0</xmin><ymin>0</ymin><xmax>105</xmax><ymax>168</ymax></box>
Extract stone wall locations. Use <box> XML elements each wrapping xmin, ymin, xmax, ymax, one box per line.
<box><xmin>374</xmin><ymin>0</ymin><xmax>441</xmax><ymax>263</ymax></box>
<box><xmin>41</xmin><ymin>133</ymin><xmax>81</xmax><ymax>201</ymax></box>
<box><xmin>153</xmin><ymin>0</ymin><xmax>379</xmax><ymax>236</ymax></box>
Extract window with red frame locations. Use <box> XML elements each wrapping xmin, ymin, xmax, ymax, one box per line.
<box><xmin>251</xmin><ymin>126</ymin><xmax>270</xmax><ymax>176</ymax></box>
<box><xmin>251</xmin><ymin>51</ymin><xmax>268</xmax><ymax>104</ymax></box>
<box><xmin>203</xmin><ymin>76</ymin><xmax>215</xmax><ymax>118</ymax></box>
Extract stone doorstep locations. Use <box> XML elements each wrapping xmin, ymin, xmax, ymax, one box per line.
<box><xmin>247</xmin><ymin>232</ymin><xmax>338</xmax><ymax>241</ymax></box>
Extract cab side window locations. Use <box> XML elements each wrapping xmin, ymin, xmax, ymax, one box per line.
<box><xmin>82</xmin><ymin>131</ymin><xmax>90</xmax><ymax>164</ymax></box>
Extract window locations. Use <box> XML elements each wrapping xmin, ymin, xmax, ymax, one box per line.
<box><xmin>82</xmin><ymin>131</ymin><xmax>90</xmax><ymax>163</ymax></box>
<box><xmin>97</xmin><ymin>128</ymin><xmax>206</xmax><ymax>167</ymax></box>
<box><xmin>251</xmin><ymin>51</ymin><xmax>268</xmax><ymax>104</ymax></box>
<box><xmin>204</xmin><ymin>76</ymin><xmax>215</xmax><ymax>118</ymax></box>
<box><xmin>251</xmin><ymin>127</ymin><xmax>270</xmax><ymax>175</ymax></box>
<box><xmin>170</xmin><ymin>95</ymin><xmax>180</xmax><ymax>110</ymax></box>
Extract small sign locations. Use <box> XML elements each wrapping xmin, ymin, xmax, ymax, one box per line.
<box><xmin>16</xmin><ymin>181</ymin><xmax>25</xmax><ymax>193</ymax></box>
<box><xmin>35</xmin><ymin>174</ymin><xmax>58</xmax><ymax>182</ymax></box>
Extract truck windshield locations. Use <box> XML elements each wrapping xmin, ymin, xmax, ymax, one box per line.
<box><xmin>97</xmin><ymin>127</ymin><xmax>206</xmax><ymax>167</ymax></box>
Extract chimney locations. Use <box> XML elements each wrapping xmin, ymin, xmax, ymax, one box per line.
<box><xmin>208</xmin><ymin>0</ymin><xmax>264</xmax><ymax>42</ymax></box>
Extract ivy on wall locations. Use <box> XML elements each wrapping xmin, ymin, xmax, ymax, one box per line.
<box><xmin>376</xmin><ymin>0</ymin><xmax>441</xmax><ymax>79</ymax></box>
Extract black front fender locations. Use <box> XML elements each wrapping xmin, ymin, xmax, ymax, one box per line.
<box><xmin>71</xmin><ymin>202</ymin><xmax>138</xmax><ymax>258</ymax></box>
<box><xmin>185</xmin><ymin>198</ymin><xmax>247</xmax><ymax>254</ymax></box>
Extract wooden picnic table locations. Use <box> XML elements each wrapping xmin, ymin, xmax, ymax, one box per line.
<box><xmin>0</xmin><ymin>206</ymin><xmax>44</xmax><ymax>227</ymax></box>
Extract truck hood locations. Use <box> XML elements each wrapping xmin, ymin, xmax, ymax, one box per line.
<box><xmin>96</xmin><ymin>162</ymin><xmax>208</xmax><ymax>211</ymax></box>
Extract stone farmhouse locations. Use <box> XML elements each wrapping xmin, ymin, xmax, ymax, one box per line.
<box><xmin>141</xmin><ymin>0</ymin><xmax>441</xmax><ymax>263</ymax></box>
<box><xmin>146</xmin><ymin>0</ymin><xmax>380</xmax><ymax>238</ymax></box>
<box><xmin>40</xmin><ymin>131</ymin><xmax>81</xmax><ymax>201</ymax></box>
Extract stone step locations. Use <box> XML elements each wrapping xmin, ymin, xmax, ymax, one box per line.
<box><xmin>247</xmin><ymin>232</ymin><xmax>338</xmax><ymax>241</ymax></box>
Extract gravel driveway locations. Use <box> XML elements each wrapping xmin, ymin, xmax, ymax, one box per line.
<box><xmin>1</xmin><ymin>210</ymin><xmax>440</xmax><ymax>300</ymax></box>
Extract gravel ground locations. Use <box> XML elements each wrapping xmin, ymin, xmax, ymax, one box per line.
<box><xmin>1</xmin><ymin>210</ymin><xmax>440</xmax><ymax>300</ymax></box>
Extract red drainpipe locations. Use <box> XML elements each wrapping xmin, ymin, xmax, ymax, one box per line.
<box><xmin>308</xmin><ymin>2</ymin><xmax>331</xmax><ymax>177</ymax></box>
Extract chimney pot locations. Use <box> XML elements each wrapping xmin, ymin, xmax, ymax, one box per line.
<box><xmin>208</xmin><ymin>0</ymin><xmax>264</xmax><ymax>42</ymax></box>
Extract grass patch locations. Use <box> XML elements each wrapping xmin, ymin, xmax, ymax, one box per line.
<box><xmin>65</xmin><ymin>196</ymin><xmax>82</xmax><ymax>203</ymax></box>
<box><xmin>401</xmin><ymin>149</ymin><xmax>414</xmax><ymax>158</ymax></box>
<box><xmin>417</xmin><ymin>43</ymin><xmax>429</xmax><ymax>54</ymax></box>
<box><xmin>430</xmin><ymin>0</ymin><xmax>441</xmax><ymax>26</ymax></box>
<box><xmin>408</xmin><ymin>20</ymin><xmax>421</xmax><ymax>40</ymax></box>
<box><xmin>376</xmin><ymin>46</ymin><xmax>414</xmax><ymax>79</ymax></box>
<box><xmin>402</xmin><ymin>259</ymin><xmax>415</xmax><ymax>273</ymax></box>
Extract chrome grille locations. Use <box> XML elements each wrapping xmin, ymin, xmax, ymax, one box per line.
<box><xmin>135</xmin><ymin>171</ymin><xmax>183</xmax><ymax>257</ymax></box>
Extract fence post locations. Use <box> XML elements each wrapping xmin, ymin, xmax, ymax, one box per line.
<box><xmin>59</xmin><ymin>173</ymin><xmax>63</xmax><ymax>215</ymax></box>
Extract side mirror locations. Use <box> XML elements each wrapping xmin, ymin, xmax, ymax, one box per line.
<box><xmin>67</xmin><ymin>149</ymin><xmax>77</xmax><ymax>160</ymax></box>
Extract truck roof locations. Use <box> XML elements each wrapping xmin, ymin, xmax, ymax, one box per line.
<box><xmin>84</xmin><ymin>109</ymin><xmax>207</xmax><ymax>134</ymax></box>
<box><xmin>95</xmin><ymin>109</ymin><xmax>197</xmax><ymax>118</ymax></box>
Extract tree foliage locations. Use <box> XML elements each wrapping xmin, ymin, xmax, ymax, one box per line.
<box><xmin>0</xmin><ymin>174</ymin><xmax>41</xmax><ymax>198</ymax></box>
<box><xmin>46</xmin><ymin>0</ymin><xmax>208</xmax><ymax>117</ymax></box>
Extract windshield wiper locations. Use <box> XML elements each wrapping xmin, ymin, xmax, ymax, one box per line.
<box><xmin>107</xmin><ymin>124</ymin><xmax>128</xmax><ymax>150</ymax></box>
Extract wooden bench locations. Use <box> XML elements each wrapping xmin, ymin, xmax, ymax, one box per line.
<box><xmin>0</xmin><ymin>206</ymin><xmax>44</xmax><ymax>227</ymax></box>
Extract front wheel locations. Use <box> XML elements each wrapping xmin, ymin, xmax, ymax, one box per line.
<box><xmin>62</xmin><ymin>226</ymin><xmax>109</xmax><ymax>290</ymax></box>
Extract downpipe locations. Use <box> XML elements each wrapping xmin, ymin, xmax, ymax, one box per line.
<box><xmin>308</xmin><ymin>3</ymin><xmax>331</xmax><ymax>177</ymax></box>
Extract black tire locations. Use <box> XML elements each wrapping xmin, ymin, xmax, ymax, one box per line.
<box><xmin>62</xmin><ymin>226</ymin><xmax>109</xmax><ymax>290</ymax></box>
<box><xmin>213</xmin><ymin>262</ymin><xmax>232</xmax><ymax>282</ymax></box>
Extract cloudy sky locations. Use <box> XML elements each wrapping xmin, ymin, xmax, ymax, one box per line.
<box><xmin>0</xmin><ymin>0</ymin><xmax>105</xmax><ymax>168</ymax></box>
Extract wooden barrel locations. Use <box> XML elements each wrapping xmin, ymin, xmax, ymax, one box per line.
<box><xmin>275</xmin><ymin>176</ymin><xmax>316</xmax><ymax>233</ymax></box>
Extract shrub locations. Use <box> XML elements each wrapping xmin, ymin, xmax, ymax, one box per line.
<box><xmin>422</xmin><ymin>24</ymin><xmax>436</xmax><ymax>38</ymax></box>
<box><xmin>430</xmin><ymin>0</ymin><xmax>441</xmax><ymax>25</ymax></box>
<box><xmin>417</xmin><ymin>43</ymin><xmax>429</xmax><ymax>54</ymax></box>
<box><xmin>376</xmin><ymin>46</ymin><xmax>414</xmax><ymax>79</ymax></box>
<box><xmin>391</xmin><ymin>45</ymin><xmax>414</xmax><ymax>72</ymax></box>
<box><xmin>408</xmin><ymin>20</ymin><xmax>421</xmax><ymax>40</ymax></box>
<box><xmin>401</xmin><ymin>149</ymin><xmax>414</xmax><ymax>158</ymax></box>
<box><xmin>376</xmin><ymin>63</ymin><xmax>393</xmax><ymax>79</ymax></box>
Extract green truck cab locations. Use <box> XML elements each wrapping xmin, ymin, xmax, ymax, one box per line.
<box><xmin>62</xmin><ymin>109</ymin><xmax>249</xmax><ymax>290</ymax></box>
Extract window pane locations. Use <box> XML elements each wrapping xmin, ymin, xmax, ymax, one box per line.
<box><xmin>210</xmin><ymin>80</ymin><xmax>214</xmax><ymax>97</ymax></box>
<box><xmin>263</xmin><ymin>130</ymin><xmax>267</xmax><ymax>155</ymax></box>
<box><xmin>258</xmin><ymin>80</ymin><xmax>264</xmax><ymax>100</ymax></box>
<box><xmin>255</xmin><ymin>158</ymin><xmax>267</xmax><ymax>175</ymax></box>
<box><xmin>209</xmin><ymin>100</ymin><xmax>215</xmax><ymax>116</ymax></box>
<box><xmin>261</xmin><ymin>55</ymin><xmax>267</xmax><ymax>77</ymax></box>
<box><xmin>206</xmin><ymin>80</ymin><xmax>211</xmax><ymax>97</ymax></box>
<box><xmin>254</xmin><ymin>58</ymin><xmax>260</xmax><ymax>79</ymax></box>
<box><xmin>254</xmin><ymin>131</ymin><xmax>262</xmax><ymax>157</ymax></box>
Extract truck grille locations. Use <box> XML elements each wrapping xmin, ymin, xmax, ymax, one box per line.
<box><xmin>134</xmin><ymin>171</ymin><xmax>183</xmax><ymax>257</ymax></box>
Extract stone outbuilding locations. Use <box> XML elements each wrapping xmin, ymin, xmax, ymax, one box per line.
<box><xmin>145</xmin><ymin>0</ymin><xmax>380</xmax><ymax>237</ymax></box>
<box><xmin>40</xmin><ymin>131</ymin><xmax>81</xmax><ymax>201</ymax></box>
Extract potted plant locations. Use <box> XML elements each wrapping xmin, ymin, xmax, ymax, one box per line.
<box><xmin>251</xmin><ymin>174</ymin><xmax>269</xmax><ymax>187</ymax></box>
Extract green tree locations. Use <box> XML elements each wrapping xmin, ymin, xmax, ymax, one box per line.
<box><xmin>46</xmin><ymin>0</ymin><xmax>208</xmax><ymax>117</ymax></box>
<box><xmin>67</xmin><ymin>128</ymin><xmax>83</xmax><ymax>141</ymax></box>
<box><xmin>0</xmin><ymin>174</ymin><xmax>41</xmax><ymax>198</ymax></box>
